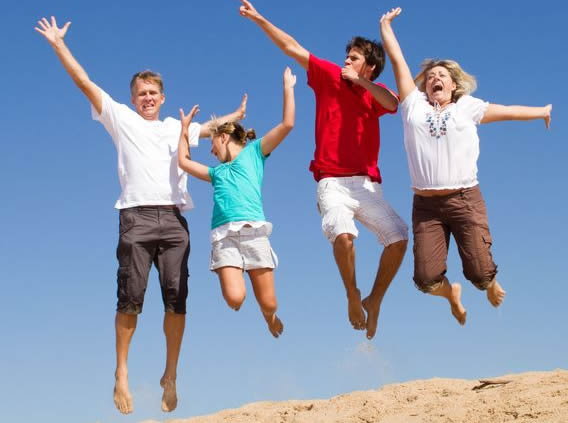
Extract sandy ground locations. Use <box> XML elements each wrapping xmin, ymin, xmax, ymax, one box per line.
<box><xmin>145</xmin><ymin>369</ymin><xmax>568</xmax><ymax>423</ymax></box>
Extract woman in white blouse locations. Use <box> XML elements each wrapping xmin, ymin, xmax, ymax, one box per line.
<box><xmin>380</xmin><ymin>7</ymin><xmax>552</xmax><ymax>325</ymax></box>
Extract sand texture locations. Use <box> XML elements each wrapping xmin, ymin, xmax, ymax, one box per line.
<box><xmin>162</xmin><ymin>370</ymin><xmax>568</xmax><ymax>423</ymax></box>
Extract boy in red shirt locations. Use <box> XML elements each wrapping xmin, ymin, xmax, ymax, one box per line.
<box><xmin>240</xmin><ymin>0</ymin><xmax>408</xmax><ymax>340</ymax></box>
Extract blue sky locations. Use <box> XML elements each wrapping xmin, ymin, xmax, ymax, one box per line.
<box><xmin>1</xmin><ymin>1</ymin><xmax>566</xmax><ymax>422</ymax></box>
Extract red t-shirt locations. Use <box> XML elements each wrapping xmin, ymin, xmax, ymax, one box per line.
<box><xmin>307</xmin><ymin>53</ymin><xmax>397</xmax><ymax>183</ymax></box>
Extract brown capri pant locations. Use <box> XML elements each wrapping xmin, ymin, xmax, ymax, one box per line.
<box><xmin>412</xmin><ymin>185</ymin><xmax>497</xmax><ymax>293</ymax></box>
<box><xmin>116</xmin><ymin>206</ymin><xmax>189</xmax><ymax>314</ymax></box>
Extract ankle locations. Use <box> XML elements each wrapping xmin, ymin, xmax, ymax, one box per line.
<box><xmin>346</xmin><ymin>287</ymin><xmax>361</xmax><ymax>299</ymax></box>
<box><xmin>115</xmin><ymin>367</ymin><xmax>128</xmax><ymax>381</ymax></box>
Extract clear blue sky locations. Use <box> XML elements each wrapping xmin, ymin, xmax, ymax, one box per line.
<box><xmin>1</xmin><ymin>1</ymin><xmax>566</xmax><ymax>422</ymax></box>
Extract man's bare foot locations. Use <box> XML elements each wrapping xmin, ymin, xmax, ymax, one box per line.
<box><xmin>113</xmin><ymin>369</ymin><xmax>133</xmax><ymax>414</ymax></box>
<box><xmin>264</xmin><ymin>313</ymin><xmax>284</xmax><ymax>338</ymax></box>
<box><xmin>449</xmin><ymin>283</ymin><xmax>467</xmax><ymax>325</ymax></box>
<box><xmin>361</xmin><ymin>296</ymin><xmax>381</xmax><ymax>339</ymax></box>
<box><xmin>487</xmin><ymin>280</ymin><xmax>506</xmax><ymax>307</ymax></box>
<box><xmin>160</xmin><ymin>376</ymin><xmax>177</xmax><ymax>412</ymax></box>
<box><xmin>347</xmin><ymin>289</ymin><xmax>366</xmax><ymax>330</ymax></box>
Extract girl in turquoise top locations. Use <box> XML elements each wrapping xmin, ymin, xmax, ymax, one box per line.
<box><xmin>178</xmin><ymin>67</ymin><xmax>296</xmax><ymax>337</ymax></box>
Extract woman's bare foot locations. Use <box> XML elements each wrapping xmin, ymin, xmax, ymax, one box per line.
<box><xmin>361</xmin><ymin>296</ymin><xmax>381</xmax><ymax>339</ymax></box>
<box><xmin>113</xmin><ymin>368</ymin><xmax>133</xmax><ymax>414</ymax></box>
<box><xmin>449</xmin><ymin>283</ymin><xmax>467</xmax><ymax>325</ymax></box>
<box><xmin>264</xmin><ymin>313</ymin><xmax>284</xmax><ymax>338</ymax></box>
<box><xmin>160</xmin><ymin>376</ymin><xmax>178</xmax><ymax>412</ymax></box>
<box><xmin>486</xmin><ymin>280</ymin><xmax>506</xmax><ymax>307</ymax></box>
<box><xmin>347</xmin><ymin>289</ymin><xmax>366</xmax><ymax>330</ymax></box>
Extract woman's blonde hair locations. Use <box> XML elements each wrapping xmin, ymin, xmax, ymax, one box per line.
<box><xmin>210</xmin><ymin>120</ymin><xmax>256</xmax><ymax>145</ymax></box>
<box><xmin>414</xmin><ymin>59</ymin><xmax>477</xmax><ymax>102</ymax></box>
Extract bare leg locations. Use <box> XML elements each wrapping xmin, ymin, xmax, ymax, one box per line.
<box><xmin>248</xmin><ymin>268</ymin><xmax>283</xmax><ymax>338</ymax></box>
<box><xmin>216</xmin><ymin>266</ymin><xmax>247</xmax><ymax>311</ymax></box>
<box><xmin>486</xmin><ymin>279</ymin><xmax>506</xmax><ymax>307</ymax></box>
<box><xmin>333</xmin><ymin>233</ymin><xmax>365</xmax><ymax>331</ymax></box>
<box><xmin>160</xmin><ymin>312</ymin><xmax>185</xmax><ymax>412</ymax></box>
<box><xmin>114</xmin><ymin>312</ymin><xmax>136</xmax><ymax>414</ymax></box>
<box><xmin>362</xmin><ymin>239</ymin><xmax>407</xmax><ymax>339</ymax></box>
<box><xmin>430</xmin><ymin>277</ymin><xmax>467</xmax><ymax>325</ymax></box>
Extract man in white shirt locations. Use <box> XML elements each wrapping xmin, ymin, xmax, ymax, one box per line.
<box><xmin>35</xmin><ymin>16</ymin><xmax>246</xmax><ymax>415</ymax></box>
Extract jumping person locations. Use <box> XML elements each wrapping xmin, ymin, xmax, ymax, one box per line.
<box><xmin>239</xmin><ymin>1</ymin><xmax>408</xmax><ymax>340</ymax></box>
<box><xmin>177</xmin><ymin>67</ymin><xmax>296</xmax><ymax>338</ymax></box>
<box><xmin>35</xmin><ymin>16</ymin><xmax>247</xmax><ymax>414</ymax></box>
<box><xmin>379</xmin><ymin>7</ymin><xmax>552</xmax><ymax>325</ymax></box>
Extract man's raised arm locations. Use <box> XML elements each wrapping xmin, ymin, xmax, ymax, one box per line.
<box><xmin>35</xmin><ymin>16</ymin><xmax>102</xmax><ymax>115</ymax></box>
<box><xmin>239</xmin><ymin>0</ymin><xmax>310</xmax><ymax>70</ymax></box>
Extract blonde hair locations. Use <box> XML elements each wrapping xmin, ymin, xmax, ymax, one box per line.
<box><xmin>414</xmin><ymin>59</ymin><xmax>477</xmax><ymax>102</ymax></box>
<box><xmin>211</xmin><ymin>120</ymin><xmax>256</xmax><ymax>145</ymax></box>
<box><xmin>130</xmin><ymin>70</ymin><xmax>164</xmax><ymax>94</ymax></box>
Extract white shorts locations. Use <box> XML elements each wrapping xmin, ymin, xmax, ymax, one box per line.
<box><xmin>210</xmin><ymin>226</ymin><xmax>278</xmax><ymax>271</ymax></box>
<box><xmin>316</xmin><ymin>176</ymin><xmax>408</xmax><ymax>245</ymax></box>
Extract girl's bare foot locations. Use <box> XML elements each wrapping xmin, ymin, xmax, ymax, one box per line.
<box><xmin>113</xmin><ymin>369</ymin><xmax>133</xmax><ymax>414</ymax></box>
<box><xmin>347</xmin><ymin>288</ymin><xmax>366</xmax><ymax>331</ymax></box>
<box><xmin>160</xmin><ymin>376</ymin><xmax>178</xmax><ymax>412</ymax></box>
<box><xmin>264</xmin><ymin>313</ymin><xmax>284</xmax><ymax>338</ymax></box>
<box><xmin>449</xmin><ymin>283</ymin><xmax>467</xmax><ymax>325</ymax></box>
<box><xmin>487</xmin><ymin>280</ymin><xmax>506</xmax><ymax>307</ymax></box>
<box><xmin>361</xmin><ymin>296</ymin><xmax>381</xmax><ymax>339</ymax></box>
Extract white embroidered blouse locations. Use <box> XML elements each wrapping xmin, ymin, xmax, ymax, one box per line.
<box><xmin>400</xmin><ymin>87</ymin><xmax>489</xmax><ymax>190</ymax></box>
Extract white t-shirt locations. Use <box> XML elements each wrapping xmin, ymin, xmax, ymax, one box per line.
<box><xmin>92</xmin><ymin>90</ymin><xmax>201</xmax><ymax>211</ymax></box>
<box><xmin>400</xmin><ymin>87</ymin><xmax>489</xmax><ymax>190</ymax></box>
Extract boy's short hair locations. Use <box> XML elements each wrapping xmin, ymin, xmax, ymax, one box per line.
<box><xmin>345</xmin><ymin>36</ymin><xmax>386</xmax><ymax>81</ymax></box>
<box><xmin>130</xmin><ymin>70</ymin><xmax>164</xmax><ymax>94</ymax></box>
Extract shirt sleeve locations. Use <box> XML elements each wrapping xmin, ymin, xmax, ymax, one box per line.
<box><xmin>187</xmin><ymin>122</ymin><xmax>201</xmax><ymax>147</ymax></box>
<box><xmin>91</xmin><ymin>89</ymin><xmax>133</xmax><ymax>146</ymax></box>
<box><xmin>400</xmin><ymin>87</ymin><xmax>423</xmax><ymax>120</ymax></box>
<box><xmin>307</xmin><ymin>53</ymin><xmax>339</xmax><ymax>92</ymax></box>
<box><xmin>458</xmin><ymin>95</ymin><xmax>489</xmax><ymax>125</ymax></box>
<box><xmin>254</xmin><ymin>138</ymin><xmax>268</xmax><ymax>162</ymax></box>
<box><xmin>208</xmin><ymin>166</ymin><xmax>215</xmax><ymax>183</ymax></box>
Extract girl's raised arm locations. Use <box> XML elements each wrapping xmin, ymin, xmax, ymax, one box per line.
<box><xmin>380</xmin><ymin>7</ymin><xmax>415</xmax><ymax>102</ymax></box>
<box><xmin>178</xmin><ymin>106</ymin><xmax>211</xmax><ymax>182</ymax></box>
<box><xmin>261</xmin><ymin>67</ymin><xmax>296</xmax><ymax>156</ymax></box>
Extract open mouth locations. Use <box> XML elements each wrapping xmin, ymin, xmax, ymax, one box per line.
<box><xmin>432</xmin><ymin>83</ymin><xmax>443</xmax><ymax>93</ymax></box>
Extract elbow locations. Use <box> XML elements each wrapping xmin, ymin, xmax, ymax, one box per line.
<box><xmin>283</xmin><ymin>44</ymin><xmax>300</xmax><ymax>59</ymax></box>
<box><xmin>76</xmin><ymin>75</ymin><xmax>91</xmax><ymax>91</ymax></box>
<box><xmin>282</xmin><ymin>121</ymin><xmax>294</xmax><ymax>133</ymax></box>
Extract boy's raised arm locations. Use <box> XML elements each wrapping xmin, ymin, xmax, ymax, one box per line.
<box><xmin>239</xmin><ymin>0</ymin><xmax>310</xmax><ymax>70</ymax></box>
<box><xmin>35</xmin><ymin>16</ymin><xmax>102</xmax><ymax>115</ymax></box>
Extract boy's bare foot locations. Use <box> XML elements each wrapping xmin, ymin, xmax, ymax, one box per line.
<box><xmin>347</xmin><ymin>289</ymin><xmax>366</xmax><ymax>330</ymax></box>
<box><xmin>264</xmin><ymin>313</ymin><xmax>284</xmax><ymax>338</ymax></box>
<box><xmin>487</xmin><ymin>280</ymin><xmax>506</xmax><ymax>307</ymax></box>
<box><xmin>361</xmin><ymin>296</ymin><xmax>381</xmax><ymax>339</ymax></box>
<box><xmin>160</xmin><ymin>376</ymin><xmax>178</xmax><ymax>412</ymax></box>
<box><xmin>449</xmin><ymin>283</ymin><xmax>467</xmax><ymax>325</ymax></box>
<box><xmin>113</xmin><ymin>369</ymin><xmax>133</xmax><ymax>414</ymax></box>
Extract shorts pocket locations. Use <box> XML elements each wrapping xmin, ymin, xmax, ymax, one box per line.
<box><xmin>116</xmin><ymin>266</ymin><xmax>131</xmax><ymax>302</ymax></box>
<box><xmin>119</xmin><ymin>211</ymin><xmax>136</xmax><ymax>236</ymax></box>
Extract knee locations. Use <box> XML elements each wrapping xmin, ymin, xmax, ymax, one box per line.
<box><xmin>334</xmin><ymin>233</ymin><xmax>354</xmax><ymax>252</ymax></box>
<box><xmin>387</xmin><ymin>239</ymin><xmax>408</xmax><ymax>255</ymax></box>
<box><xmin>413</xmin><ymin>268</ymin><xmax>445</xmax><ymax>294</ymax></box>
<box><xmin>224</xmin><ymin>290</ymin><xmax>246</xmax><ymax>311</ymax></box>
<box><xmin>465</xmin><ymin>269</ymin><xmax>497</xmax><ymax>291</ymax></box>
<box><xmin>258</xmin><ymin>295</ymin><xmax>278</xmax><ymax>315</ymax></box>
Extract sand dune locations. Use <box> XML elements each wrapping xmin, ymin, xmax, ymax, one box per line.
<box><xmin>163</xmin><ymin>370</ymin><xmax>568</xmax><ymax>423</ymax></box>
